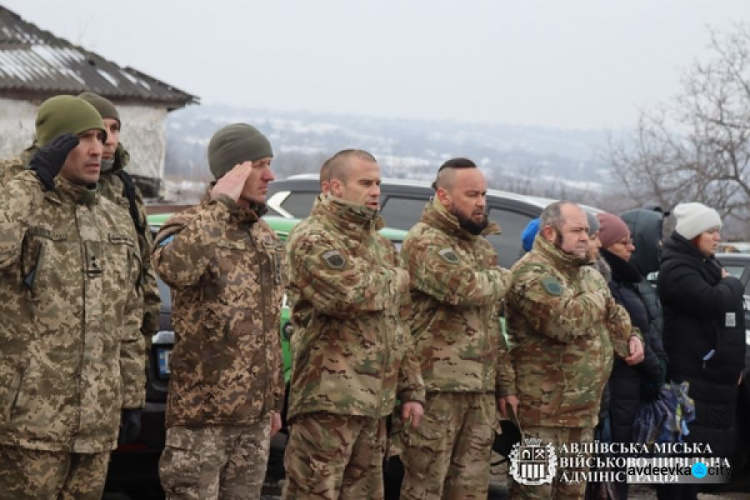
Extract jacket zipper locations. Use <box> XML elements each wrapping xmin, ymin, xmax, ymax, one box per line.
<box><xmin>73</xmin><ymin>206</ymin><xmax>85</xmax><ymax>440</ymax></box>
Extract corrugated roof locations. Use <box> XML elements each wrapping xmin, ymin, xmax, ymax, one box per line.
<box><xmin>0</xmin><ymin>6</ymin><xmax>198</xmax><ymax>108</ymax></box>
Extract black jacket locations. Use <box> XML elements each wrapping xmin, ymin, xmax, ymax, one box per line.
<box><xmin>621</xmin><ymin>209</ymin><xmax>665</xmax><ymax>343</ymax></box>
<box><xmin>602</xmin><ymin>249</ymin><xmax>667</xmax><ymax>443</ymax></box>
<box><xmin>657</xmin><ymin>232</ymin><xmax>745</xmax><ymax>457</ymax></box>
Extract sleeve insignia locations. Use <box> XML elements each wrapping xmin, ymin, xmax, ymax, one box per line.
<box><xmin>541</xmin><ymin>276</ymin><xmax>563</xmax><ymax>296</ymax></box>
<box><xmin>322</xmin><ymin>250</ymin><xmax>346</xmax><ymax>269</ymax></box>
<box><xmin>438</xmin><ymin>248</ymin><xmax>460</xmax><ymax>264</ymax></box>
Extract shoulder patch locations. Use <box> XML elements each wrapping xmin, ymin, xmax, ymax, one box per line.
<box><xmin>321</xmin><ymin>250</ymin><xmax>346</xmax><ymax>270</ymax></box>
<box><xmin>541</xmin><ymin>276</ymin><xmax>563</xmax><ymax>296</ymax></box>
<box><xmin>438</xmin><ymin>248</ymin><xmax>460</xmax><ymax>264</ymax></box>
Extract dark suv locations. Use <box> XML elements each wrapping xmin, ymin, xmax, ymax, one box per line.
<box><xmin>266</xmin><ymin>174</ymin><xmax>598</xmax><ymax>269</ymax></box>
<box><xmin>713</xmin><ymin>253</ymin><xmax>750</xmax><ymax>479</ymax></box>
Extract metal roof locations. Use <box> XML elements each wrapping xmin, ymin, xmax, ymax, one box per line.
<box><xmin>0</xmin><ymin>5</ymin><xmax>198</xmax><ymax>109</ymax></box>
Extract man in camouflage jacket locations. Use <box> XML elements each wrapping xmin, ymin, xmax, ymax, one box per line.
<box><xmin>152</xmin><ymin>123</ymin><xmax>285</xmax><ymax>499</ymax></box>
<box><xmin>0</xmin><ymin>94</ymin><xmax>160</xmax><ymax>344</ymax></box>
<box><xmin>78</xmin><ymin>92</ymin><xmax>161</xmax><ymax>342</ymax></box>
<box><xmin>504</xmin><ymin>201</ymin><xmax>643</xmax><ymax>499</ymax></box>
<box><xmin>398</xmin><ymin>158</ymin><xmax>514</xmax><ymax>499</ymax></box>
<box><xmin>0</xmin><ymin>95</ymin><xmax>145</xmax><ymax>499</ymax></box>
<box><xmin>283</xmin><ymin>149</ymin><xmax>426</xmax><ymax>500</ymax></box>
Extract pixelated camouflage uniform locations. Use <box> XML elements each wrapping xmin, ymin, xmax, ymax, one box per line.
<box><xmin>0</xmin><ymin>146</ymin><xmax>34</xmax><ymax>187</ymax></box>
<box><xmin>283</xmin><ymin>196</ymin><xmax>425</xmax><ymax>500</ymax></box>
<box><xmin>98</xmin><ymin>143</ymin><xmax>161</xmax><ymax>337</ymax></box>
<box><xmin>0</xmin><ymin>171</ymin><xmax>145</xmax><ymax>497</ymax></box>
<box><xmin>152</xmin><ymin>191</ymin><xmax>285</xmax><ymax>499</ymax></box>
<box><xmin>0</xmin><ymin>446</ymin><xmax>110</xmax><ymax>500</ymax></box>
<box><xmin>398</xmin><ymin>198</ymin><xmax>513</xmax><ymax>500</ymax></box>
<box><xmin>504</xmin><ymin>235</ymin><xmax>634</xmax><ymax>500</ymax></box>
<box><xmin>1</xmin><ymin>144</ymin><xmax>160</xmax><ymax>338</ymax></box>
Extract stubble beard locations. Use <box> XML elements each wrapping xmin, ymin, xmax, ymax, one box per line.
<box><xmin>554</xmin><ymin>230</ymin><xmax>588</xmax><ymax>264</ymax></box>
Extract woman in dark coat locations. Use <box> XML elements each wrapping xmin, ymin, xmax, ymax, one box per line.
<box><xmin>657</xmin><ymin>202</ymin><xmax>745</xmax><ymax>500</ymax></box>
<box><xmin>598</xmin><ymin>213</ymin><xmax>668</xmax><ymax>499</ymax></box>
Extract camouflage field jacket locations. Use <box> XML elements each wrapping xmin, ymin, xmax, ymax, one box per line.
<box><xmin>1</xmin><ymin>145</ymin><xmax>160</xmax><ymax>338</ymax></box>
<box><xmin>285</xmin><ymin>196</ymin><xmax>425</xmax><ymax>421</ymax></box>
<box><xmin>401</xmin><ymin>199</ymin><xmax>513</xmax><ymax>394</ymax></box>
<box><xmin>505</xmin><ymin>236</ymin><xmax>633</xmax><ymax>429</ymax></box>
<box><xmin>152</xmin><ymin>195</ymin><xmax>285</xmax><ymax>428</ymax></box>
<box><xmin>0</xmin><ymin>147</ymin><xmax>33</xmax><ymax>187</ymax></box>
<box><xmin>0</xmin><ymin>172</ymin><xmax>145</xmax><ymax>453</ymax></box>
<box><xmin>98</xmin><ymin>144</ymin><xmax>160</xmax><ymax>337</ymax></box>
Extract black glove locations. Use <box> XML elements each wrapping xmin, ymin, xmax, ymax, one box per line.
<box><xmin>118</xmin><ymin>409</ymin><xmax>142</xmax><ymax>445</ymax></box>
<box><xmin>27</xmin><ymin>133</ymin><xmax>80</xmax><ymax>191</ymax></box>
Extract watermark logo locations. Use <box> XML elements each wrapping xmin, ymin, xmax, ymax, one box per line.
<box><xmin>691</xmin><ymin>462</ymin><xmax>708</xmax><ymax>479</ymax></box>
<box><xmin>509</xmin><ymin>437</ymin><xmax>557</xmax><ymax>485</ymax></box>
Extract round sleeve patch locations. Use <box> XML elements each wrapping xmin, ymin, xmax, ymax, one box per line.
<box><xmin>438</xmin><ymin>248</ymin><xmax>460</xmax><ymax>264</ymax></box>
<box><xmin>541</xmin><ymin>276</ymin><xmax>563</xmax><ymax>296</ymax></box>
<box><xmin>321</xmin><ymin>249</ymin><xmax>346</xmax><ymax>270</ymax></box>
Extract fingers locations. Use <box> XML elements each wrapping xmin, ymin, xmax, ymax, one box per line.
<box><xmin>211</xmin><ymin>162</ymin><xmax>252</xmax><ymax>202</ymax></box>
<box><xmin>270</xmin><ymin>411</ymin><xmax>282</xmax><ymax>436</ymax></box>
<box><xmin>498</xmin><ymin>398</ymin><xmax>509</xmax><ymax>419</ymax></box>
<box><xmin>55</xmin><ymin>133</ymin><xmax>80</xmax><ymax>153</ymax></box>
<box><xmin>624</xmin><ymin>342</ymin><xmax>644</xmax><ymax>365</ymax></box>
<box><xmin>402</xmin><ymin>402</ymin><xmax>424</xmax><ymax>428</ymax></box>
<box><xmin>499</xmin><ymin>395</ymin><xmax>519</xmax><ymax>419</ymax></box>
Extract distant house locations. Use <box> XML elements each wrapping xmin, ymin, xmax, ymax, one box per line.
<box><xmin>0</xmin><ymin>5</ymin><xmax>198</xmax><ymax>197</ymax></box>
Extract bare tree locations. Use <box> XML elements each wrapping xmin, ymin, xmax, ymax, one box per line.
<box><xmin>607</xmin><ymin>24</ymin><xmax>750</xmax><ymax>234</ymax></box>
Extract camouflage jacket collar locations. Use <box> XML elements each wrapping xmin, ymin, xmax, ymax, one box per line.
<box><xmin>200</xmin><ymin>185</ymin><xmax>266</xmax><ymax>224</ymax></box>
<box><xmin>420</xmin><ymin>197</ymin><xmax>501</xmax><ymax>240</ymax></box>
<box><xmin>533</xmin><ymin>233</ymin><xmax>585</xmax><ymax>275</ymax></box>
<box><xmin>312</xmin><ymin>196</ymin><xmax>384</xmax><ymax>236</ymax></box>
<box><xmin>52</xmin><ymin>177</ymin><xmax>99</xmax><ymax>206</ymax></box>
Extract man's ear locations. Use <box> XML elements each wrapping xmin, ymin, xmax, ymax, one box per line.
<box><xmin>330</xmin><ymin>178</ymin><xmax>343</xmax><ymax>198</ymax></box>
<box><xmin>436</xmin><ymin>187</ymin><xmax>450</xmax><ymax>208</ymax></box>
<box><xmin>540</xmin><ymin>224</ymin><xmax>556</xmax><ymax>242</ymax></box>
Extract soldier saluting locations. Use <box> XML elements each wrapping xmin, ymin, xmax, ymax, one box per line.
<box><xmin>0</xmin><ymin>95</ymin><xmax>146</xmax><ymax>499</ymax></box>
<box><xmin>152</xmin><ymin>123</ymin><xmax>285</xmax><ymax>499</ymax></box>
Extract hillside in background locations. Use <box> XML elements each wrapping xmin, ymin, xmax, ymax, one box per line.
<box><xmin>164</xmin><ymin>103</ymin><xmax>619</xmax><ymax>203</ymax></box>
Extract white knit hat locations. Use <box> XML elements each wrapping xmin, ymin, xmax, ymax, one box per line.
<box><xmin>673</xmin><ymin>202</ymin><xmax>722</xmax><ymax>240</ymax></box>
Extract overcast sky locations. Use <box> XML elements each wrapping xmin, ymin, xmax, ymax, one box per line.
<box><xmin>3</xmin><ymin>0</ymin><xmax>749</xmax><ymax>130</ymax></box>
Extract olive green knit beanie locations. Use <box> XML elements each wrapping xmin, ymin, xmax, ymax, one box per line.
<box><xmin>207</xmin><ymin>123</ymin><xmax>273</xmax><ymax>180</ymax></box>
<box><xmin>78</xmin><ymin>91</ymin><xmax>120</xmax><ymax>124</ymax></box>
<box><xmin>35</xmin><ymin>95</ymin><xmax>106</xmax><ymax>147</ymax></box>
